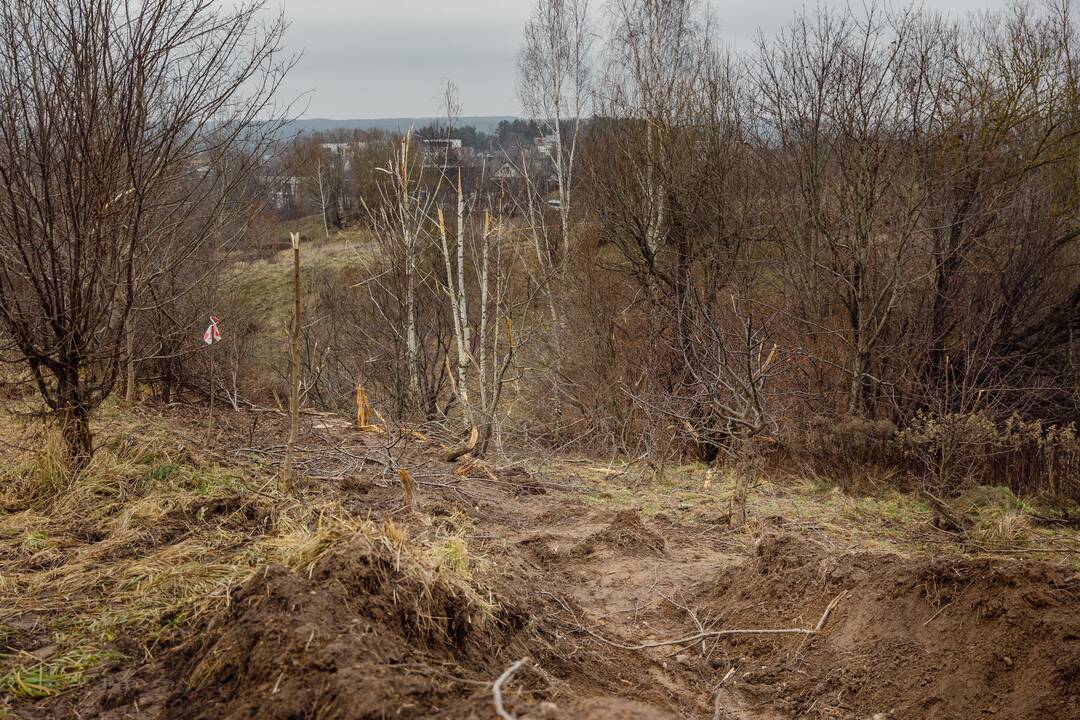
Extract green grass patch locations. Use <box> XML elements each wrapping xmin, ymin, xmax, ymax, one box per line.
<box><xmin>183</xmin><ymin>467</ymin><xmax>247</xmax><ymax>495</ymax></box>
<box><xmin>19</xmin><ymin>531</ymin><xmax>52</xmax><ymax>554</ymax></box>
<box><xmin>0</xmin><ymin>647</ymin><xmax>124</xmax><ymax>700</ymax></box>
<box><xmin>145</xmin><ymin>463</ymin><xmax>181</xmax><ymax>483</ymax></box>
<box><xmin>440</xmin><ymin>537</ymin><xmax>471</xmax><ymax>577</ymax></box>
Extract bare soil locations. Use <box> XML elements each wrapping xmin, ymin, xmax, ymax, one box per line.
<box><xmin>4</xmin><ymin>407</ymin><xmax>1080</xmax><ymax>719</ymax></box>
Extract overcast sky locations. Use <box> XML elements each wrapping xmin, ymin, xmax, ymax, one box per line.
<box><xmin>271</xmin><ymin>0</ymin><xmax>997</xmax><ymax>119</ymax></box>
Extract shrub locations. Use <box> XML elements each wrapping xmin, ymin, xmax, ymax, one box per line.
<box><xmin>899</xmin><ymin>413</ymin><xmax>1080</xmax><ymax>500</ymax></box>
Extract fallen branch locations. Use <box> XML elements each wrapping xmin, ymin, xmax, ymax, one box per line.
<box><xmin>492</xmin><ymin>658</ymin><xmax>528</xmax><ymax>720</ymax></box>
<box><xmin>922</xmin><ymin>489</ymin><xmax>972</xmax><ymax>536</ymax></box>
<box><xmin>544</xmin><ymin>591</ymin><xmax>845</xmax><ymax>651</ymax></box>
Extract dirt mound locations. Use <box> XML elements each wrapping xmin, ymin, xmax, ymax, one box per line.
<box><xmin>690</xmin><ymin>532</ymin><xmax>1080</xmax><ymax>719</ymax></box>
<box><xmin>76</xmin><ymin>529</ymin><xmax>691</xmax><ymax>720</ymax></box>
<box><xmin>84</xmin><ymin>534</ymin><xmax>540</xmax><ymax>719</ymax></box>
<box><xmin>571</xmin><ymin>511</ymin><xmax>666</xmax><ymax>559</ymax></box>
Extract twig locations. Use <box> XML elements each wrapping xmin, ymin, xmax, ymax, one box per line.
<box><xmin>655</xmin><ymin>585</ymin><xmax>707</xmax><ymax>655</ymax></box>
<box><xmin>492</xmin><ymin>658</ymin><xmax>528</xmax><ymax>720</ymax></box>
<box><xmin>544</xmin><ymin>591</ymin><xmax>845</xmax><ymax>651</ymax></box>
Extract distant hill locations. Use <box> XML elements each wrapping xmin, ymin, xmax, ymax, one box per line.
<box><xmin>278</xmin><ymin>116</ymin><xmax>519</xmax><ymax>138</ymax></box>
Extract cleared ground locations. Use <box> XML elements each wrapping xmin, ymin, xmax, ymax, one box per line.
<box><xmin>1</xmin><ymin>404</ymin><xmax>1078</xmax><ymax>719</ymax></box>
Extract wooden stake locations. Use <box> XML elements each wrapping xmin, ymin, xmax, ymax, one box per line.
<box><xmin>207</xmin><ymin>336</ymin><xmax>215</xmax><ymax>442</ymax></box>
<box><xmin>282</xmin><ymin>231</ymin><xmax>301</xmax><ymax>492</ymax></box>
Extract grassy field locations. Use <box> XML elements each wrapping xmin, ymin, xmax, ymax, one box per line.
<box><xmin>224</xmin><ymin>218</ymin><xmax>378</xmax><ymax>330</ymax></box>
<box><xmin>559</xmin><ymin>457</ymin><xmax>1080</xmax><ymax>567</ymax></box>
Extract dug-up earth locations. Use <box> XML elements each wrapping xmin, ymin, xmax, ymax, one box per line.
<box><xmin>1</xmin><ymin>405</ymin><xmax>1079</xmax><ymax>720</ymax></box>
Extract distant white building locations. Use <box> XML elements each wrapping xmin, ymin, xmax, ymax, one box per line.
<box><xmin>319</xmin><ymin>141</ymin><xmax>367</xmax><ymax>172</ymax></box>
<box><xmin>492</xmin><ymin>161</ymin><xmax>522</xmax><ymax>180</ymax></box>
<box><xmin>424</xmin><ymin>138</ymin><xmax>462</xmax><ymax>151</ymax></box>
<box><xmin>422</xmin><ymin>138</ymin><xmax>464</xmax><ymax>169</ymax></box>
<box><xmin>534</xmin><ymin>134</ymin><xmax>560</xmax><ymax>157</ymax></box>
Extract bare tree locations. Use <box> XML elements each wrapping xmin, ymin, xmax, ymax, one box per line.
<box><xmin>518</xmin><ymin>0</ymin><xmax>592</xmax><ymax>335</ymax></box>
<box><xmin>314</xmin><ymin>154</ymin><xmax>333</xmax><ymax>240</ymax></box>
<box><xmin>751</xmin><ymin>2</ymin><xmax>1080</xmax><ymax>424</ymax></box>
<box><xmin>585</xmin><ymin>0</ymin><xmax>768</xmax><ymax>442</ymax></box>
<box><xmin>754</xmin><ymin>4</ymin><xmax>929</xmax><ymax>418</ymax></box>
<box><xmin>436</xmin><ymin>201</ymin><xmax>527</xmax><ymax>459</ymax></box>
<box><xmin>297</xmin><ymin>140</ymin><xmax>348</xmax><ymax>239</ymax></box>
<box><xmin>0</xmin><ymin>0</ymin><xmax>290</xmax><ymax>467</ymax></box>
<box><xmin>592</xmin><ymin>0</ymin><xmax>719</xmax><ymax>305</ymax></box>
<box><xmin>678</xmin><ymin>296</ymin><xmax>785</xmax><ymax>526</ymax></box>
<box><xmin>903</xmin><ymin>4</ymin><xmax>1080</xmax><ymax>422</ymax></box>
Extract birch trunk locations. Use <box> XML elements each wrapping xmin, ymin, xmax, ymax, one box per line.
<box><xmin>317</xmin><ymin>155</ymin><xmax>330</xmax><ymax>240</ymax></box>
<box><xmin>398</xmin><ymin>136</ymin><xmax>422</xmax><ymax>412</ymax></box>
<box><xmin>438</xmin><ymin>203</ymin><xmax>474</xmax><ymax>434</ymax></box>
<box><xmin>455</xmin><ymin>172</ymin><xmax>471</xmax><ymax>397</ymax></box>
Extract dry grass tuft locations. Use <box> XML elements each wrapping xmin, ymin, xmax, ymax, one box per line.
<box><xmin>969</xmin><ymin>510</ymin><xmax>1032</xmax><ymax>546</ymax></box>
<box><xmin>0</xmin><ymin>409</ymin><xmax>294</xmax><ymax>705</ymax></box>
<box><xmin>0</xmin><ymin>403</ymin><xmax>507</xmax><ymax>710</ymax></box>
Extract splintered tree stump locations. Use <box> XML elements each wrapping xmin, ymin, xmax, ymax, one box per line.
<box><xmin>443</xmin><ymin>426</ymin><xmax>479</xmax><ymax>462</ymax></box>
<box><xmin>398</xmin><ymin>467</ymin><xmax>418</xmax><ymax>513</ymax></box>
